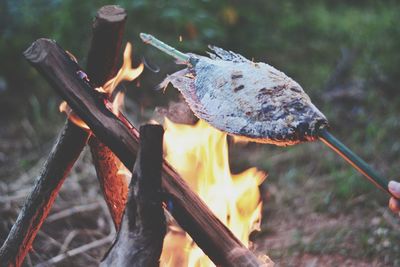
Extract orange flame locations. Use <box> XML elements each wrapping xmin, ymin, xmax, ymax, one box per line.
<box><xmin>59</xmin><ymin>101</ymin><xmax>90</xmax><ymax>130</ymax></box>
<box><xmin>161</xmin><ymin>119</ymin><xmax>266</xmax><ymax>266</ymax></box>
<box><xmin>102</xmin><ymin>42</ymin><xmax>144</xmax><ymax>115</ymax></box>
<box><xmin>60</xmin><ymin>42</ymin><xmax>144</xmax><ymax>126</ymax></box>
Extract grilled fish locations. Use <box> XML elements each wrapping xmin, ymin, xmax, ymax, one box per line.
<box><xmin>141</xmin><ymin>33</ymin><xmax>328</xmax><ymax>146</ymax></box>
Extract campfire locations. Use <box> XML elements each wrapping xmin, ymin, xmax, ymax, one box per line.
<box><xmin>2</xmin><ymin>4</ymin><xmax>388</xmax><ymax>267</ymax></box>
<box><xmin>61</xmin><ymin>33</ymin><xmax>266</xmax><ymax>266</ymax></box>
<box><xmin>161</xmin><ymin>119</ymin><xmax>266</xmax><ymax>266</ymax></box>
<box><xmin>0</xmin><ymin>5</ymin><xmax>272</xmax><ymax>267</ymax></box>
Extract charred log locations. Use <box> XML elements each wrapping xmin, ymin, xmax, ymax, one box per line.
<box><xmin>86</xmin><ymin>5</ymin><xmax>129</xmax><ymax>229</ymax></box>
<box><xmin>89</xmin><ymin>138</ymin><xmax>128</xmax><ymax>229</ymax></box>
<box><xmin>101</xmin><ymin>125</ymin><xmax>165</xmax><ymax>266</ymax></box>
<box><xmin>86</xmin><ymin>5</ymin><xmax>127</xmax><ymax>87</ymax></box>
<box><xmin>24</xmin><ymin>38</ymin><xmax>271</xmax><ymax>267</ymax></box>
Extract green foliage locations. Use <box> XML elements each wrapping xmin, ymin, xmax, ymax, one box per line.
<box><xmin>2</xmin><ymin>0</ymin><xmax>400</xmax><ymax>95</ymax></box>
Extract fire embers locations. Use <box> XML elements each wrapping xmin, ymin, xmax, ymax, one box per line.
<box><xmin>162</xmin><ymin>46</ymin><xmax>328</xmax><ymax>146</ymax></box>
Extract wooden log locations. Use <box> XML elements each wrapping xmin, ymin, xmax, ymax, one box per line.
<box><xmin>24</xmin><ymin>38</ymin><xmax>271</xmax><ymax>267</ymax></box>
<box><xmin>101</xmin><ymin>125</ymin><xmax>166</xmax><ymax>266</ymax></box>
<box><xmin>86</xmin><ymin>5</ymin><xmax>127</xmax><ymax>87</ymax></box>
<box><xmin>88</xmin><ymin>138</ymin><xmax>128</xmax><ymax>229</ymax></box>
<box><xmin>86</xmin><ymin>5</ymin><xmax>129</xmax><ymax>229</ymax></box>
<box><xmin>0</xmin><ymin>6</ymin><xmax>127</xmax><ymax>267</ymax></box>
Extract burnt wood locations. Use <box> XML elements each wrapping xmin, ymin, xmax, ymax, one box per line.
<box><xmin>101</xmin><ymin>125</ymin><xmax>166</xmax><ymax>266</ymax></box>
<box><xmin>86</xmin><ymin>5</ymin><xmax>128</xmax><ymax>229</ymax></box>
<box><xmin>0</xmin><ymin>6</ymin><xmax>127</xmax><ymax>267</ymax></box>
<box><xmin>86</xmin><ymin>5</ymin><xmax>127</xmax><ymax>87</ymax></box>
<box><xmin>24</xmin><ymin>38</ymin><xmax>269</xmax><ymax>267</ymax></box>
<box><xmin>89</xmin><ymin>138</ymin><xmax>128</xmax><ymax>229</ymax></box>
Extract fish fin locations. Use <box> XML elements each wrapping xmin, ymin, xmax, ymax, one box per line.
<box><xmin>157</xmin><ymin>68</ymin><xmax>194</xmax><ymax>92</ymax></box>
<box><xmin>156</xmin><ymin>77</ymin><xmax>170</xmax><ymax>91</ymax></box>
<box><xmin>159</xmin><ymin>69</ymin><xmax>211</xmax><ymax>122</ymax></box>
<box><xmin>206</xmin><ymin>51</ymin><xmax>219</xmax><ymax>60</ymax></box>
<box><xmin>207</xmin><ymin>45</ymin><xmax>250</xmax><ymax>63</ymax></box>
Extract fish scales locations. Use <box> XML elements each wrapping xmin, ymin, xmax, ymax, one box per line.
<box><xmin>164</xmin><ymin>48</ymin><xmax>327</xmax><ymax>146</ymax></box>
<box><xmin>141</xmin><ymin>33</ymin><xmax>328</xmax><ymax>146</ymax></box>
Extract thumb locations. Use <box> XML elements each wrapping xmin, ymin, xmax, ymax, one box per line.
<box><xmin>388</xmin><ymin>181</ymin><xmax>400</xmax><ymax>198</ymax></box>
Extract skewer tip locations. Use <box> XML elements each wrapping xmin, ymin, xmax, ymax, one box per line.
<box><xmin>140</xmin><ymin>33</ymin><xmax>152</xmax><ymax>44</ymax></box>
<box><xmin>139</xmin><ymin>33</ymin><xmax>191</xmax><ymax>63</ymax></box>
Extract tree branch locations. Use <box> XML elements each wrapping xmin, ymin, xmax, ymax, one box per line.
<box><xmin>86</xmin><ymin>5</ymin><xmax>129</xmax><ymax>230</ymax></box>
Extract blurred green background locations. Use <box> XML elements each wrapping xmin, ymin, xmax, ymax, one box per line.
<box><xmin>1</xmin><ymin>0</ymin><xmax>400</xmax><ymax>265</ymax></box>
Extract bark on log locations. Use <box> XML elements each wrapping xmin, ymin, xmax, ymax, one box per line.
<box><xmin>86</xmin><ymin>5</ymin><xmax>127</xmax><ymax>87</ymax></box>
<box><xmin>0</xmin><ymin>6</ymin><xmax>127</xmax><ymax>267</ymax></box>
<box><xmin>88</xmin><ymin>138</ymin><xmax>128</xmax><ymax>229</ymax></box>
<box><xmin>24</xmin><ymin>38</ymin><xmax>270</xmax><ymax>267</ymax></box>
<box><xmin>86</xmin><ymin>5</ymin><xmax>129</xmax><ymax>229</ymax></box>
<box><xmin>101</xmin><ymin>125</ymin><xmax>166</xmax><ymax>267</ymax></box>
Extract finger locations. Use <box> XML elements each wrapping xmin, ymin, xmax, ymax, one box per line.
<box><xmin>389</xmin><ymin>197</ymin><xmax>400</xmax><ymax>213</ymax></box>
<box><xmin>388</xmin><ymin>181</ymin><xmax>400</xmax><ymax>198</ymax></box>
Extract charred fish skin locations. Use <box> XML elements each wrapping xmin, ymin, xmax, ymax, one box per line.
<box><xmin>163</xmin><ymin>46</ymin><xmax>328</xmax><ymax>146</ymax></box>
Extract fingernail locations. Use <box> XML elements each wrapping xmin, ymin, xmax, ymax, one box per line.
<box><xmin>388</xmin><ymin>181</ymin><xmax>400</xmax><ymax>194</ymax></box>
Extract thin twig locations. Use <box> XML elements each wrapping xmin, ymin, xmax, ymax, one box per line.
<box><xmin>37</xmin><ymin>231</ymin><xmax>64</xmax><ymax>248</ymax></box>
<box><xmin>25</xmin><ymin>253</ymin><xmax>33</xmax><ymax>267</ymax></box>
<box><xmin>37</xmin><ymin>230</ymin><xmax>97</xmax><ymax>263</ymax></box>
<box><xmin>0</xmin><ymin>190</ymin><xmax>31</xmax><ymax>203</ymax></box>
<box><xmin>36</xmin><ymin>235</ymin><xmax>114</xmax><ymax>266</ymax></box>
<box><xmin>58</xmin><ymin>230</ymin><xmax>79</xmax><ymax>254</ymax></box>
<box><xmin>46</xmin><ymin>202</ymin><xmax>101</xmax><ymax>223</ymax></box>
<box><xmin>100</xmin><ymin>201</ymin><xmax>116</xmax><ymax>236</ymax></box>
<box><xmin>30</xmin><ymin>249</ymin><xmax>46</xmax><ymax>264</ymax></box>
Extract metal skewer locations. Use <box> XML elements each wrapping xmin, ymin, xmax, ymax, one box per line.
<box><xmin>140</xmin><ymin>33</ymin><xmax>200</xmax><ymax>67</ymax></box>
<box><xmin>140</xmin><ymin>33</ymin><xmax>191</xmax><ymax>63</ymax></box>
<box><xmin>318</xmin><ymin>127</ymin><xmax>395</xmax><ymax>199</ymax></box>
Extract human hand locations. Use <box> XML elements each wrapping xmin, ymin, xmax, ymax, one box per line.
<box><xmin>388</xmin><ymin>181</ymin><xmax>400</xmax><ymax>214</ymax></box>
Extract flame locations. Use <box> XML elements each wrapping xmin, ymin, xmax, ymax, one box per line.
<box><xmin>161</xmin><ymin>119</ymin><xmax>266</xmax><ymax>267</ymax></box>
<box><xmin>60</xmin><ymin>41</ymin><xmax>264</xmax><ymax>266</ymax></box>
<box><xmin>102</xmin><ymin>42</ymin><xmax>144</xmax><ymax>115</ymax></box>
<box><xmin>60</xmin><ymin>42</ymin><xmax>144</xmax><ymax>126</ymax></box>
<box><xmin>59</xmin><ymin>101</ymin><xmax>90</xmax><ymax>130</ymax></box>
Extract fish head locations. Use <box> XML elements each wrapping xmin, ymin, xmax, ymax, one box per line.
<box><xmin>250</xmin><ymin>80</ymin><xmax>329</xmax><ymax>144</ymax></box>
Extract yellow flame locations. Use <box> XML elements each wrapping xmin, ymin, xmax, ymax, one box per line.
<box><xmin>59</xmin><ymin>42</ymin><xmax>144</xmax><ymax>126</ymax></box>
<box><xmin>161</xmin><ymin>119</ymin><xmax>266</xmax><ymax>267</ymax></box>
<box><xmin>102</xmin><ymin>42</ymin><xmax>144</xmax><ymax>115</ymax></box>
